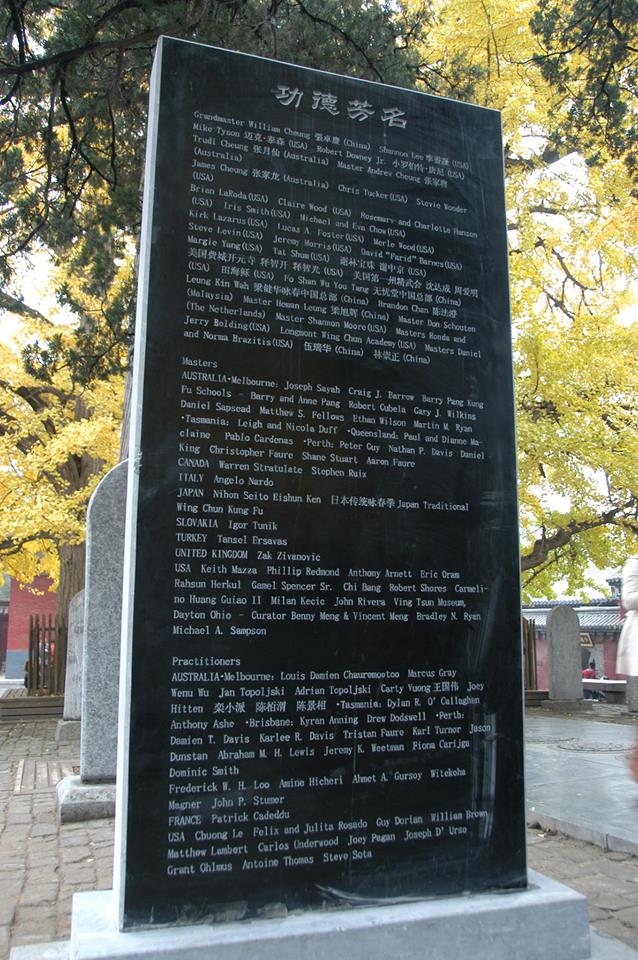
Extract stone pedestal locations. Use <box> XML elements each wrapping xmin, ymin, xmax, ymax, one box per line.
<box><xmin>59</xmin><ymin>872</ymin><xmax>591</xmax><ymax>960</ymax></box>
<box><xmin>57</xmin><ymin>775</ymin><xmax>116</xmax><ymax>823</ymax></box>
<box><xmin>55</xmin><ymin>720</ymin><xmax>81</xmax><ymax>744</ymax></box>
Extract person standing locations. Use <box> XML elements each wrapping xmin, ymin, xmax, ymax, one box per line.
<box><xmin>616</xmin><ymin>556</ymin><xmax>638</xmax><ymax>778</ymax></box>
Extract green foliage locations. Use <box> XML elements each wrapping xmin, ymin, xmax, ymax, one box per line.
<box><xmin>530</xmin><ymin>0</ymin><xmax>638</xmax><ymax>179</ymax></box>
<box><xmin>1</xmin><ymin>1</ymin><xmax>431</xmax><ymax>384</ymax></box>
<box><xmin>408</xmin><ymin>0</ymin><xmax>638</xmax><ymax>597</ymax></box>
<box><xmin>0</xmin><ymin>307</ymin><xmax>123</xmax><ymax>590</ymax></box>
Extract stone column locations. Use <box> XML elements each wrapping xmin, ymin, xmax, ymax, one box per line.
<box><xmin>57</xmin><ymin>460</ymin><xmax>127</xmax><ymax>821</ymax></box>
<box><xmin>56</xmin><ymin>588</ymin><xmax>84</xmax><ymax>742</ymax></box>
<box><xmin>546</xmin><ymin>606</ymin><xmax>582</xmax><ymax>702</ymax></box>
<box><xmin>626</xmin><ymin>676</ymin><xmax>638</xmax><ymax>713</ymax></box>
<box><xmin>80</xmin><ymin>460</ymin><xmax>127</xmax><ymax>783</ymax></box>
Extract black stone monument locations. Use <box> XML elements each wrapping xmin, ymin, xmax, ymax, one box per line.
<box><xmin>116</xmin><ymin>36</ymin><xmax>525</xmax><ymax>929</ymax></box>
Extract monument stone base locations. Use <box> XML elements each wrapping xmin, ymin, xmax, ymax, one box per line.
<box><xmin>55</xmin><ymin>871</ymin><xmax>592</xmax><ymax>960</ymax></box>
<box><xmin>55</xmin><ymin>719</ymin><xmax>81</xmax><ymax>743</ymax></box>
<box><xmin>57</xmin><ymin>775</ymin><xmax>116</xmax><ymax>823</ymax></box>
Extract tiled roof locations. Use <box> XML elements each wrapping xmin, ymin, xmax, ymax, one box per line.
<box><xmin>525</xmin><ymin>597</ymin><xmax>618</xmax><ymax>609</ymax></box>
<box><xmin>523</xmin><ymin>605</ymin><xmax>622</xmax><ymax>632</ymax></box>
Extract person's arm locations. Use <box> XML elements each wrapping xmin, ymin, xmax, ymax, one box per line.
<box><xmin>622</xmin><ymin>558</ymin><xmax>638</xmax><ymax>612</ymax></box>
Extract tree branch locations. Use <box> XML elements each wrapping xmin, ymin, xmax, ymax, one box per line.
<box><xmin>521</xmin><ymin>501</ymin><xmax>638</xmax><ymax>571</ymax></box>
<box><xmin>0</xmin><ymin>532</ymin><xmax>57</xmax><ymax>557</ymax></box>
<box><xmin>0</xmin><ymin>25</ymin><xmax>165</xmax><ymax>83</ymax></box>
<box><xmin>0</xmin><ymin>380</ymin><xmax>70</xmax><ymax>413</ymax></box>
<box><xmin>292</xmin><ymin>0</ymin><xmax>386</xmax><ymax>82</ymax></box>
<box><xmin>0</xmin><ymin>291</ymin><xmax>53</xmax><ymax>325</ymax></box>
<box><xmin>59</xmin><ymin>67</ymin><xmax>113</xmax><ymax>187</ymax></box>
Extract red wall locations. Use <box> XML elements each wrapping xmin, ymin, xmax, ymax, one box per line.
<box><xmin>603</xmin><ymin>642</ymin><xmax>619</xmax><ymax>679</ymax></box>
<box><xmin>4</xmin><ymin>577</ymin><xmax>57</xmax><ymax>679</ymax></box>
<box><xmin>530</xmin><ymin>633</ymin><xmax>620</xmax><ymax>692</ymax></box>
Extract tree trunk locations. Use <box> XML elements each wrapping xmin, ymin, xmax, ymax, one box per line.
<box><xmin>56</xmin><ymin>542</ymin><xmax>86</xmax><ymax>624</ymax></box>
<box><xmin>55</xmin><ymin>401</ymin><xmax>104</xmax><ymax>619</ymax></box>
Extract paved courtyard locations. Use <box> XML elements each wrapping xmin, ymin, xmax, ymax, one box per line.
<box><xmin>0</xmin><ymin>720</ymin><xmax>113</xmax><ymax>958</ymax></box>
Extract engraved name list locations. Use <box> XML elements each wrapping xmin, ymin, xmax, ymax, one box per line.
<box><xmin>117</xmin><ymin>37</ymin><xmax>525</xmax><ymax>928</ymax></box>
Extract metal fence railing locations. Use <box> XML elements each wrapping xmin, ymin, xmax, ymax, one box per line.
<box><xmin>26</xmin><ymin>614</ymin><xmax>67</xmax><ymax>696</ymax></box>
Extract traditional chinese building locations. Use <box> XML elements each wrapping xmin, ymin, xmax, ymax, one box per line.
<box><xmin>522</xmin><ymin>576</ymin><xmax>624</xmax><ymax>690</ymax></box>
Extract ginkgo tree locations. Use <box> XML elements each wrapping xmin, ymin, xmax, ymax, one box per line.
<box><xmin>409</xmin><ymin>0</ymin><xmax>638</xmax><ymax>596</ymax></box>
<box><xmin>511</xmin><ymin>155</ymin><xmax>638</xmax><ymax>595</ymax></box>
<box><xmin>0</xmin><ymin>261</ymin><xmax>125</xmax><ymax>615</ymax></box>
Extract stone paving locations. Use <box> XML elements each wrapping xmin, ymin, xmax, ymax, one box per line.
<box><xmin>3</xmin><ymin>716</ymin><xmax>638</xmax><ymax>958</ymax></box>
<box><xmin>528</xmin><ymin>829</ymin><xmax>638</xmax><ymax>953</ymax></box>
<box><xmin>0</xmin><ymin>719</ymin><xmax>114</xmax><ymax>959</ymax></box>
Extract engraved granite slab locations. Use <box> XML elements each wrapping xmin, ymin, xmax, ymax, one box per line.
<box><xmin>81</xmin><ymin>460</ymin><xmax>127</xmax><ymax>783</ymax></box>
<box><xmin>115</xmin><ymin>38</ymin><xmax>525</xmax><ymax>929</ymax></box>
<box><xmin>63</xmin><ymin>589</ymin><xmax>84</xmax><ymax>721</ymax></box>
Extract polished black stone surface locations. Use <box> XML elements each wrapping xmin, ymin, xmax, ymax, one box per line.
<box><xmin>121</xmin><ymin>36</ymin><xmax>525</xmax><ymax>928</ymax></box>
